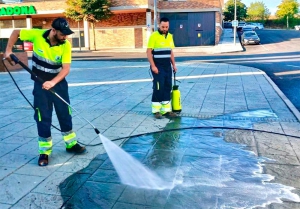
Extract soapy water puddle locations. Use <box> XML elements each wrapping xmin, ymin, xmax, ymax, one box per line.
<box><xmin>140</xmin><ymin>129</ymin><xmax>300</xmax><ymax>208</ymax></box>
<box><xmin>99</xmin><ymin>133</ymin><xmax>173</xmax><ymax>190</ymax></box>
<box><xmin>60</xmin><ymin>127</ymin><xmax>300</xmax><ymax>208</ymax></box>
<box><xmin>230</xmin><ymin>109</ymin><xmax>278</xmax><ymax>118</ymax></box>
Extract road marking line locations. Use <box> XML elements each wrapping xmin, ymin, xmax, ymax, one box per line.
<box><xmin>69</xmin><ymin>72</ymin><xmax>264</xmax><ymax>87</ymax></box>
<box><xmin>274</xmin><ymin>70</ymin><xmax>300</xmax><ymax>76</ymax></box>
<box><xmin>287</xmin><ymin>65</ymin><xmax>300</xmax><ymax>68</ymax></box>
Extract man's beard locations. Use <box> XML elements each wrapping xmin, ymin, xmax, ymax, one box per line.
<box><xmin>54</xmin><ymin>34</ymin><xmax>66</xmax><ymax>44</ymax></box>
<box><xmin>158</xmin><ymin>29</ymin><xmax>168</xmax><ymax>34</ymax></box>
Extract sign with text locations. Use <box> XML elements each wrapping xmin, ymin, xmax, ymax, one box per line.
<box><xmin>0</xmin><ymin>5</ymin><xmax>36</xmax><ymax>16</ymax></box>
<box><xmin>232</xmin><ymin>20</ymin><xmax>238</xmax><ymax>27</ymax></box>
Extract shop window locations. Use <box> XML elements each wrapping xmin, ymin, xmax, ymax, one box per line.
<box><xmin>0</xmin><ymin>19</ymin><xmax>26</xmax><ymax>29</ymax></box>
<box><xmin>1</xmin><ymin>20</ymin><xmax>13</xmax><ymax>29</ymax></box>
<box><xmin>14</xmin><ymin>19</ymin><xmax>26</xmax><ymax>28</ymax></box>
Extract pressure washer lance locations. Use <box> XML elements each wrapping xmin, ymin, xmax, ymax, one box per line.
<box><xmin>171</xmin><ymin>71</ymin><xmax>182</xmax><ymax>113</ymax></box>
<box><xmin>9</xmin><ymin>54</ymin><xmax>101</xmax><ymax>135</ymax></box>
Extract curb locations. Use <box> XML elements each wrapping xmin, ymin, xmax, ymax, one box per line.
<box><xmin>262</xmin><ymin>71</ymin><xmax>300</xmax><ymax>122</ymax></box>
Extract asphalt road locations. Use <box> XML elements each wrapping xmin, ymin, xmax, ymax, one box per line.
<box><xmin>193</xmin><ymin>29</ymin><xmax>300</xmax><ymax>111</ymax></box>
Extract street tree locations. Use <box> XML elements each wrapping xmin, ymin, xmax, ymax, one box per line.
<box><xmin>247</xmin><ymin>1</ymin><xmax>271</xmax><ymax>21</ymax></box>
<box><xmin>223</xmin><ymin>0</ymin><xmax>247</xmax><ymax>21</ymax></box>
<box><xmin>65</xmin><ymin>0</ymin><xmax>112</xmax><ymax>50</ymax></box>
<box><xmin>276</xmin><ymin>0</ymin><xmax>299</xmax><ymax>28</ymax></box>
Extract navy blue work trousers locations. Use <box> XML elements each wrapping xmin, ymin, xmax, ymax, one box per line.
<box><xmin>33</xmin><ymin>79</ymin><xmax>72</xmax><ymax>138</ymax></box>
<box><xmin>151</xmin><ymin>63</ymin><xmax>172</xmax><ymax>102</ymax></box>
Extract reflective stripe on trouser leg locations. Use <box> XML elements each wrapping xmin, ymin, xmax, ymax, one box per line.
<box><xmin>38</xmin><ymin>136</ymin><xmax>53</xmax><ymax>155</ymax></box>
<box><xmin>160</xmin><ymin>101</ymin><xmax>171</xmax><ymax>114</ymax></box>
<box><xmin>62</xmin><ymin>130</ymin><xmax>77</xmax><ymax>148</ymax></box>
<box><xmin>152</xmin><ymin>102</ymin><xmax>162</xmax><ymax>113</ymax></box>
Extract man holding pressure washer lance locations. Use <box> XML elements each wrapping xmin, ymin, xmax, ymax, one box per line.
<box><xmin>147</xmin><ymin>17</ymin><xmax>178</xmax><ymax>119</ymax></box>
<box><xmin>3</xmin><ymin>17</ymin><xmax>86</xmax><ymax>166</ymax></box>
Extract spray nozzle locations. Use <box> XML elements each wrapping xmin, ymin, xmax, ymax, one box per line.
<box><xmin>94</xmin><ymin>128</ymin><xmax>100</xmax><ymax>134</ymax></box>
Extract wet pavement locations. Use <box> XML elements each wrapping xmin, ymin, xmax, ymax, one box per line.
<box><xmin>58</xmin><ymin>118</ymin><xmax>300</xmax><ymax>209</ymax></box>
<box><xmin>1</xmin><ymin>59</ymin><xmax>300</xmax><ymax>209</ymax></box>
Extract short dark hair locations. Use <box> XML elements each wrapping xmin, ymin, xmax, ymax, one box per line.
<box><xmin>160</xmin><ymin>17</ymin><xmax>169</xmax><ymax>23</ymax></box>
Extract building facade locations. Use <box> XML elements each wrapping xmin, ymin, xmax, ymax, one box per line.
<box><xmin>0</xmin><ymin>0</ymin><xmax>224</xmax><ymax>50</ymax></box>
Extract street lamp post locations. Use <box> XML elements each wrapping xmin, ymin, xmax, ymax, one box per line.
<box><xmin>233</xmin><ymin>0</ymin><xmax>237</xmax><ymax>45</ymax></box>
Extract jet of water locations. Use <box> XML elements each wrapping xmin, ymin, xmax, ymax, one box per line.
<box><xmin>98</xmin><ymin>134</ymin><xmax>174</xmax><ymax>190</ymax></box>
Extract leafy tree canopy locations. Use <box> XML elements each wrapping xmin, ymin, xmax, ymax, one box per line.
<box><xmin>276</xmin><ymin>0</ymin><xmax>299</xmax><ymax>19</ymax></box>
<box><xmin>65</xmin><ymin>0</ymin><xmax>112</xmax><ymax>23</ymax></box>
<box><xmin>247</xmin><ymin>1</ymin><xmax>271</xmax><ymax>21</ymax></box>
<box><xmin>223</xmin><ymin>0</ymin><xmax>248</xmax><ymax>21</ymax></box>
<box><xmin>65</xmin><ymin>0</ymin><xmax>113</xmax><ymax>50</ymax></box>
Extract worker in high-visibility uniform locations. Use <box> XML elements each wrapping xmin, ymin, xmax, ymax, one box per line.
<box><xmin>4</xmin><ymin>18</ymin><xmax>86</xmax><ymax>166</ymax></box>
<box><xmin>147</xmin><ymin>17</ymin><xmax>178</xmax><ymax>119</ymax></box>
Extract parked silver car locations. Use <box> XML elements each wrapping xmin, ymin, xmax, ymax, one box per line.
<box><xmin>295</xmin><ymin>25</ymin><xmax>300</xmax><ymax>30</ymax></box>
<box><xmin>245</xmin><ymin>22</ymin><xmax>257</xmax><ymax>30</ymax></box>
<box><xmin>254</xmin><ymin>23</ymin><xmax>264</xmax><ymax>30</ymax></box>
<box><xmin>241</xmin><ymin>31</ymin><xmax>260</xmax><ymax>45</ymax></box>
<box><xmin>241</xmin><ymin>27</ymin><xmax>253</xmax><ymax>33</ymax></box>
<box><xmin>246</xmin><ymin>22</ymin><xmax>264</xmax><ymax>30</ymax></box>
<box><xmin>238</xmin><ymin>22</ymin><xmax>247</xmax><ymax>27</ymax></box>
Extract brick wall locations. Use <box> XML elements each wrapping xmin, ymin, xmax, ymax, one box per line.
<box><xmin>94</xmin><ymin>13</ymin><xmax>146</xmax><ymax>27</ymax></box>
<box><xmin>215</xmin><ymin>11</ymin><xmax>222</xmax><ymax>44</ymax></box>
<box><xmin>88</xmin><ymin>26</ymin><xmax>148</xmax><ymax>49</ymax></box>
<box><xmin>142</xmin><ymin>27</ymin><xmax>148</xmax><ymax>48</ymax></box>
<box><xmin>111</xmin><ymin>0</ymin><xmax>150</xmax><ymax>7</ymax></box>
<box><xmin>134</xmin><ymin>28</ymin><xmax>143</xmax><ymax>48</ymax></box>
<box><xmin>158</xmin><ymin>0</ymin><xmax>221</xmax><ymax>9</ymax></box>
<box><xmin>90</xmin><ymin>13</ymin><xmax>147</xmax><ymax>49</ymax></box>
<box><xmin>90</xmin><ymin>28</ymin><xmax>136</xmax><ymax>49</ymax></box>
<box><xmin>31</xmin><ymin>18</ymin><xmax>84</xmax><ymax>29</ymax></box>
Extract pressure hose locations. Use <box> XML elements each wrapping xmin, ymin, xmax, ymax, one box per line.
<box><xmin>2</xmin><ymin>55</ymin><xmax>101</xmax><ymax>137</ymax></box>
<box><xmin>2</xmin><ymin>55</ymin><xmax>300</xmax><ymax>147</ymax></box>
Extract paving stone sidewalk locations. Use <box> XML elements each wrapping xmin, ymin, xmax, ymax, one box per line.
<box><xmin>1</xmin><ymin>60</ymin><xmax>300</xmax><ymax>208</ymax></box>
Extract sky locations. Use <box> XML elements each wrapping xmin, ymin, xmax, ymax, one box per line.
<box><xmin>224</xmin><ymin>0</ymin><xmax>282</xmax><ymax>15</ymax></box>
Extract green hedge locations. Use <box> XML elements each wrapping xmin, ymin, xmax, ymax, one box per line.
<box><xmin>259</xmin><ymin>18</ymin><xmax>300</xmax><ymax>29</ymax></box>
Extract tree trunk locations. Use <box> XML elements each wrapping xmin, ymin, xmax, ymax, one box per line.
<box><xmin>287</xmin><ymin>16</ymin><xmax>289</xmax><ymax>29</ymax></box>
